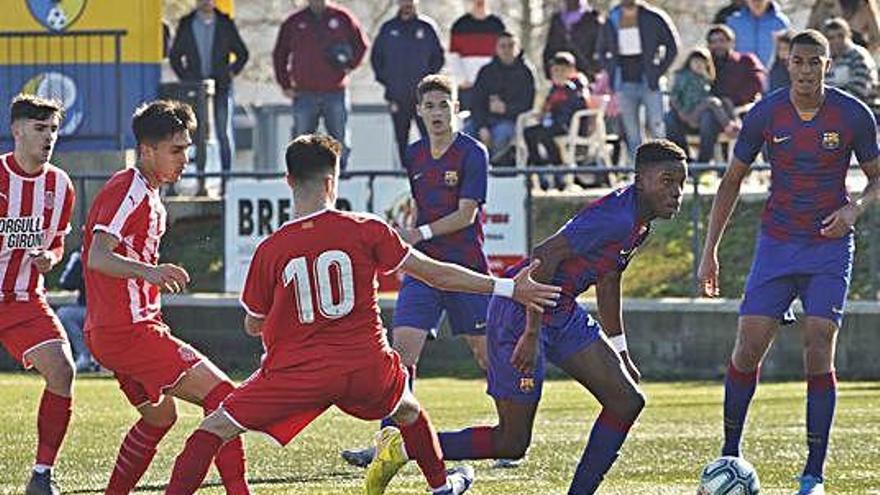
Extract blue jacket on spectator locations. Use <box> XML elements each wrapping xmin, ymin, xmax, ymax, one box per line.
<box><xmin>598</xmin><ymin>2</ymin><xmax>679</xmax><ymax>91</ymax></box>
<box><xmin>725</xmin><ymin>3</ymin><xmax>790</xmax><ymax>69</ymax></box>
<box><xmin>470</xmin><ymin>53</ymin><xmax>537</xmax><ymax>131</ymax></box>
<box><xmin>371</xmin><ymin>14</ymin><xmax>444</xmax><ymax>104</ymax></box>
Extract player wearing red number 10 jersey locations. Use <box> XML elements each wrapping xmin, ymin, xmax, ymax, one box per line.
<box><xmin>164</xmin><ymin>134</ymin><xmax>561</xmax><ymax>495</ymax></box>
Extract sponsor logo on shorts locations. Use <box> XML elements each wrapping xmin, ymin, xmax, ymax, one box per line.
<box><xmin>519</xmin><ymin>377</ymin><xmax>535</xmax><ymax>393</ymax></box>
<box><xmin>831</xmin><ymin>306</ymin><xmax>844</xmax><ymax>315</ymax></box>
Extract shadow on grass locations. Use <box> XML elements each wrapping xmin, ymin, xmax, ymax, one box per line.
<box><xmin>66</xmin><ymin>471</ymin><xmax>360</xmax><ymax>494</ymax></box>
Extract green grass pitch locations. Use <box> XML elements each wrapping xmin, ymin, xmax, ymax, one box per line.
<box><xmin>0</xmin><ymin>374</ymin><xmax>877</xmax><ymax>494</ymax></box>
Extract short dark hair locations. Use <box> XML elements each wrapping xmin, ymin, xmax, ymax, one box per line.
<box><xmin>822</xmin><ymin>17</ymin><xmax>851</xmax><ymax>36</ymax></box>
<box><xmin>417</xmin><ymin>74</ymin><xmax>455</xmax><ymax>102</ymax></box>
<box><xmin>550</xmin><ymin>51</ymin><xmax>576</xmax><ymax>67</ymax></box>
<box><xmin>635</xmin><ymin>139</ymin><xmax>687</xmax><ymax>172</ymax></box>
<box><xmin>131</xmin><ymin>99</ymin><xmax>196</xmax><ymax>146</ymax></box>
<box><xmin>285</xmin><ymin>134</ymin><xmax>342</xmax><ymax>183</ymax></box>
<box><xmin>791</xmin><ymin>29</ymin><xmax>830</xmax><ymax>56</ymax></box>
<box><xmin>498</xmin><ymin>31</ymin><xmax>516</xmax><ymax>40</ymax></box>
<box><xmin>706</xmin><ymin>24</ymin><xmax>735</xmax><ymax>43</ymax></box>
<box><xmin>10</xmin><ymin>94</ymin><xmax>64</xmax><ymax>125</ymax></box>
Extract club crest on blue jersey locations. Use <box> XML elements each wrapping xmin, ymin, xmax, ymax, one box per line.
<box><xmin>821</xmin><ymin>131</ymin><xmax>840</xmax><ymax>150</ymax></box>
<box><xmin>444</xmin><ymin>170</ymin><xmax>459</xmax><ymax>187</ymax></box>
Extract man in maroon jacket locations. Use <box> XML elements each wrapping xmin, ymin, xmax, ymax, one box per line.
<box><xmin>272</xmin><ymin>0</ymin><xmax>368</xmax><ymax>169</ymax></box>
<box><xmin>666</xmin><ymin>24</ymin><xmax>766</xmax><ymax>163</ymax></box>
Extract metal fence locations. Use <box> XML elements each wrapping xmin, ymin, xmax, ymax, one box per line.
<box><xmin>67</xmin><ymin>163</ymin><xmax>880</xmax><ymax>299</ymax></box>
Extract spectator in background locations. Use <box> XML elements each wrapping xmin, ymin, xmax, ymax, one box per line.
<box><xmin>448</xmin><ymin>0</ymin><xmax>506</xmax><ymax>111</ymax></box>
<box><xmin>725</xmin><ymin>0</ymin><xmax>790</xmax><ymax>69</ymax></box>
<box><xmin>809</xmin><ymin>0</ymin><xmax>880</xmax><ymax>56</ymax></box>
<box><xmin>598</xmin><ymin>0</ymin><xmax>679</xmax><ymax>159</ymax></box>
<box><xmin>169</xmin><ymin>0</ymin><xmax>249</xmax><ymax>176</ymax></box>
<box><xmin>524</xmin><ymin>52</ymin><xmax>588</xmax><ymax>189</ymax></box>
<box><xmin>542</xmin><ymin>0</ymin><xmax>604</xmax><ymax>79</ymax></box>
<box><xmin>56</xmin><ymin>250</ymin><xmax>98</xmax><ymax>373</ymax></box>
<box><xmin>665</xmin><ymin>48</ymin><xmax>738</xmax><ymax>164</ymax></box>
<box><xmin>824</xmin><ymin>17</ymin><xmax>879</xmax><ymax>104</ymax></box>
<box><xmin>708</xmin><ymin>24</ymin><xmax>765</xmax><ymax>111</ymax></box>
<box><xmin>768</xmin><ymin>29</ymin><xmax>794</xmax><ymax>91</ymax></box>
<box><xmin>372</xmin><ymin>0</ymin><xmax>444</xmax><ymax>165</ymax></box>
<box><xmin>273</xmin><ymin>0</ymin><xmax>368</xmax><ymax>170</ymax></box>
<box><xmin>469</xmin><ymin>31</ymin><xmax>536</xmax><ymax>166</ymax></box>
<box><xmin>713</xmin><ymin>0</ymin><xmax>746</xmax><ymax>24</ymax></box>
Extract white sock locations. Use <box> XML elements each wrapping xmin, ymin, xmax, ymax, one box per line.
<box><xmin>431</xmin><ymin>480</ymin><xmax>452</xmax><ymax>493</ymax></box>
<box><xmin>33</xmin><ymin>464</ymin><xmax>51</xmax><ymax>474</ymax></box>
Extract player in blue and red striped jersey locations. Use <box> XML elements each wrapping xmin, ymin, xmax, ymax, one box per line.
<box><xmin>365</xmin><ymin>140</ymin><xmax>689</xmax><ymax>495</ymax></box>
<box><xmin>698</xmin><ymin>30</ymin><xmax>880</xmax><ymax>495</ymax></box>
<box><xmin>384</xmin><ymin>74</ymin><xmax>492</xmax><ymax>392</ymax></box>
<box><xmin>342</xmin><ymin>73</ymin><xmax>505</xmax><ymax>468</ymax></box>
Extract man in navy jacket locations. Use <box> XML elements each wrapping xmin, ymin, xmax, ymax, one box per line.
<box><xmin>469</xmin><ymin>32</ymin><xmax>536</xmax><ymax>165</ymax></box>
<box><xmin>371</xmin><ymin>0</ymin><xmax>445</xmax><ymax>165</ymax></box>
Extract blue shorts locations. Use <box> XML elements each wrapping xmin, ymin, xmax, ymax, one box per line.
<box><xmin>740</xmin><ymin>234</ymin><xmax>854</xmax><ymax>326</ymax></box>
<box><xmin>486</xmin><ymin>296</ymin><xmax>600</xmax><ymax>403</ymax></box>
<box><xmin>392</xmin><ymin>275</ymin><xmax>489</xmax><ymax>338</ymax></box>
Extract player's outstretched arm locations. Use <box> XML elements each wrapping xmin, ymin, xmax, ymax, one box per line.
<box><xmin>821</xmin><ymin>158</ymin><xmax>880</xmax><ymax>238</ymax></box>
<box><xmin>698</xmin><ymin>158</ymin><xmax>750</xmax><ymax>297</ymax></box>
<box><xmin>399</xmin><ymin>249</ymin><xmax>561</xmax><ymax>312</ymax></box>
<box><xmin>87</xmin><ymin>231</ymin><xmax>190</xmax><ymax>293</ymax></box>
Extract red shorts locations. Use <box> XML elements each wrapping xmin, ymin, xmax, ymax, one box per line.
<box><xmin>0</xmin><ymin>300</ymin><xmax>67</xmax><ymax>369</ymax></box>
<box><xmin>85</xmin><ymin>321</ymin><xmax>203</xmax><ymax>407</ymax></box>
<box><xmin>222</xmin><ymin>350</ymin><xmax>408</xmax><ymax>446</ymax></box>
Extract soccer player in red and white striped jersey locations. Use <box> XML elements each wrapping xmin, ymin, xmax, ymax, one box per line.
<box><xmin>82</xmin><ymin>100</ymin><xmax>250</xmax><ymax>495</ymax></box>
<box><xmin>1</xmin><ymin>94</ymin><xmax>76</xmax><ymax>495</ymax></box>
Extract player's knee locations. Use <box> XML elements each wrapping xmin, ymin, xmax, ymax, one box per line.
<box><xmin>201</xmin><ymin>409</ymin><xmax>242</xmax><ymax>441</ymax></box>
<box><xmin>140</xmin><ymin>400</ymin><xmax>178</xmax><ymax>429</ymax></box>
<box><xmin>497</xmin><ymin>429</ymin><xmax>531</xmax><ymax>459</ymax></box>
<box><xmin>390</xmin><ymin>395</ymin><xmax>421</xmax><ymax>426</ymax></box>
<box><xmin>39</xmin><ymin>354</ymin><xmax>75</xmax><ymax>391</ymax></box>
<box><xmin>611</xmin><ymin>388</ymin><xmax>645</xmax><ymax>423</ymax></box>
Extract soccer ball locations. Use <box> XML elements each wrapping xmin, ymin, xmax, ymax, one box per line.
<box><xmin>697</xmin><ymin>456</ymin><xmax>760</xmax><ymax>495</ymax></box>
<box><xmin>46</xmin><ymin>6</ymin><xmax>69</xmax><ymax>31</ymax></box>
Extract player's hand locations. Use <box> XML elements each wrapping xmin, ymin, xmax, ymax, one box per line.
<box><xmin>511</xmin><ymin>331</ymin><xmax>539</xmax><ymax>374</ymax></box>
<box><xmin>398</xmin><ymin>227</ymin><xmax>422</xmax><ymax>246</ymax></box>
<box><xmin>28</xmin><ymin>250</ymin><xmax>57</xmax><ymax>274</ymax></box>
<box><xmin>821</xmin><ymin>202</ymin><xmax>861</xmax><ymax>238</ymax></box>
<box><xmin>389</xmin><ymin>101</ymin><xmax>399</xmax><ymax>113</ymax></box>
<box><xmin>511</xmin><ymin>259</ymin><xmax>562</xmax><ymax>312</ymax></box>
<box><xmin>697</xmin><ymin>252</ymin><xmax>720</xmax><ymax>298</ymax></box>
<box><xmin>144</xmin><ymin>263</ymin><xmax>190</xmax><ymax>293</ymax></box>
<box><xmin>620</xmin><ymin>351</ymin><xmax>641</xmax><ymax>383</ymax></box>
<box><xmin>283</xmin><ymin>88</ymin><xmax>296</xmax><ymax>99</ymax></box>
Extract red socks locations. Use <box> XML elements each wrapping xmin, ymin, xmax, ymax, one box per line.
<box><xmin>165</xmin><ymin>429</ymin><xmax>224</xmax><ymax>495</ymax></box>
<box><xmin>399</xmin><ymin>409</ymin><xmax>447</xmax><ymax>490</ymax></box>
<box><xmin>202</xmin><ymin>382</ymin><xmax>250</xmax><ymax>495</ymax></box>
<box><xmin>105</xmin><ymin>419</ymin><xmax>173</xmax><ymax>495</ymax></box>
<box><xmin>35</xmin><ymin>389</ymin><xmax>72</xmax><ymax>467</ymax></box>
